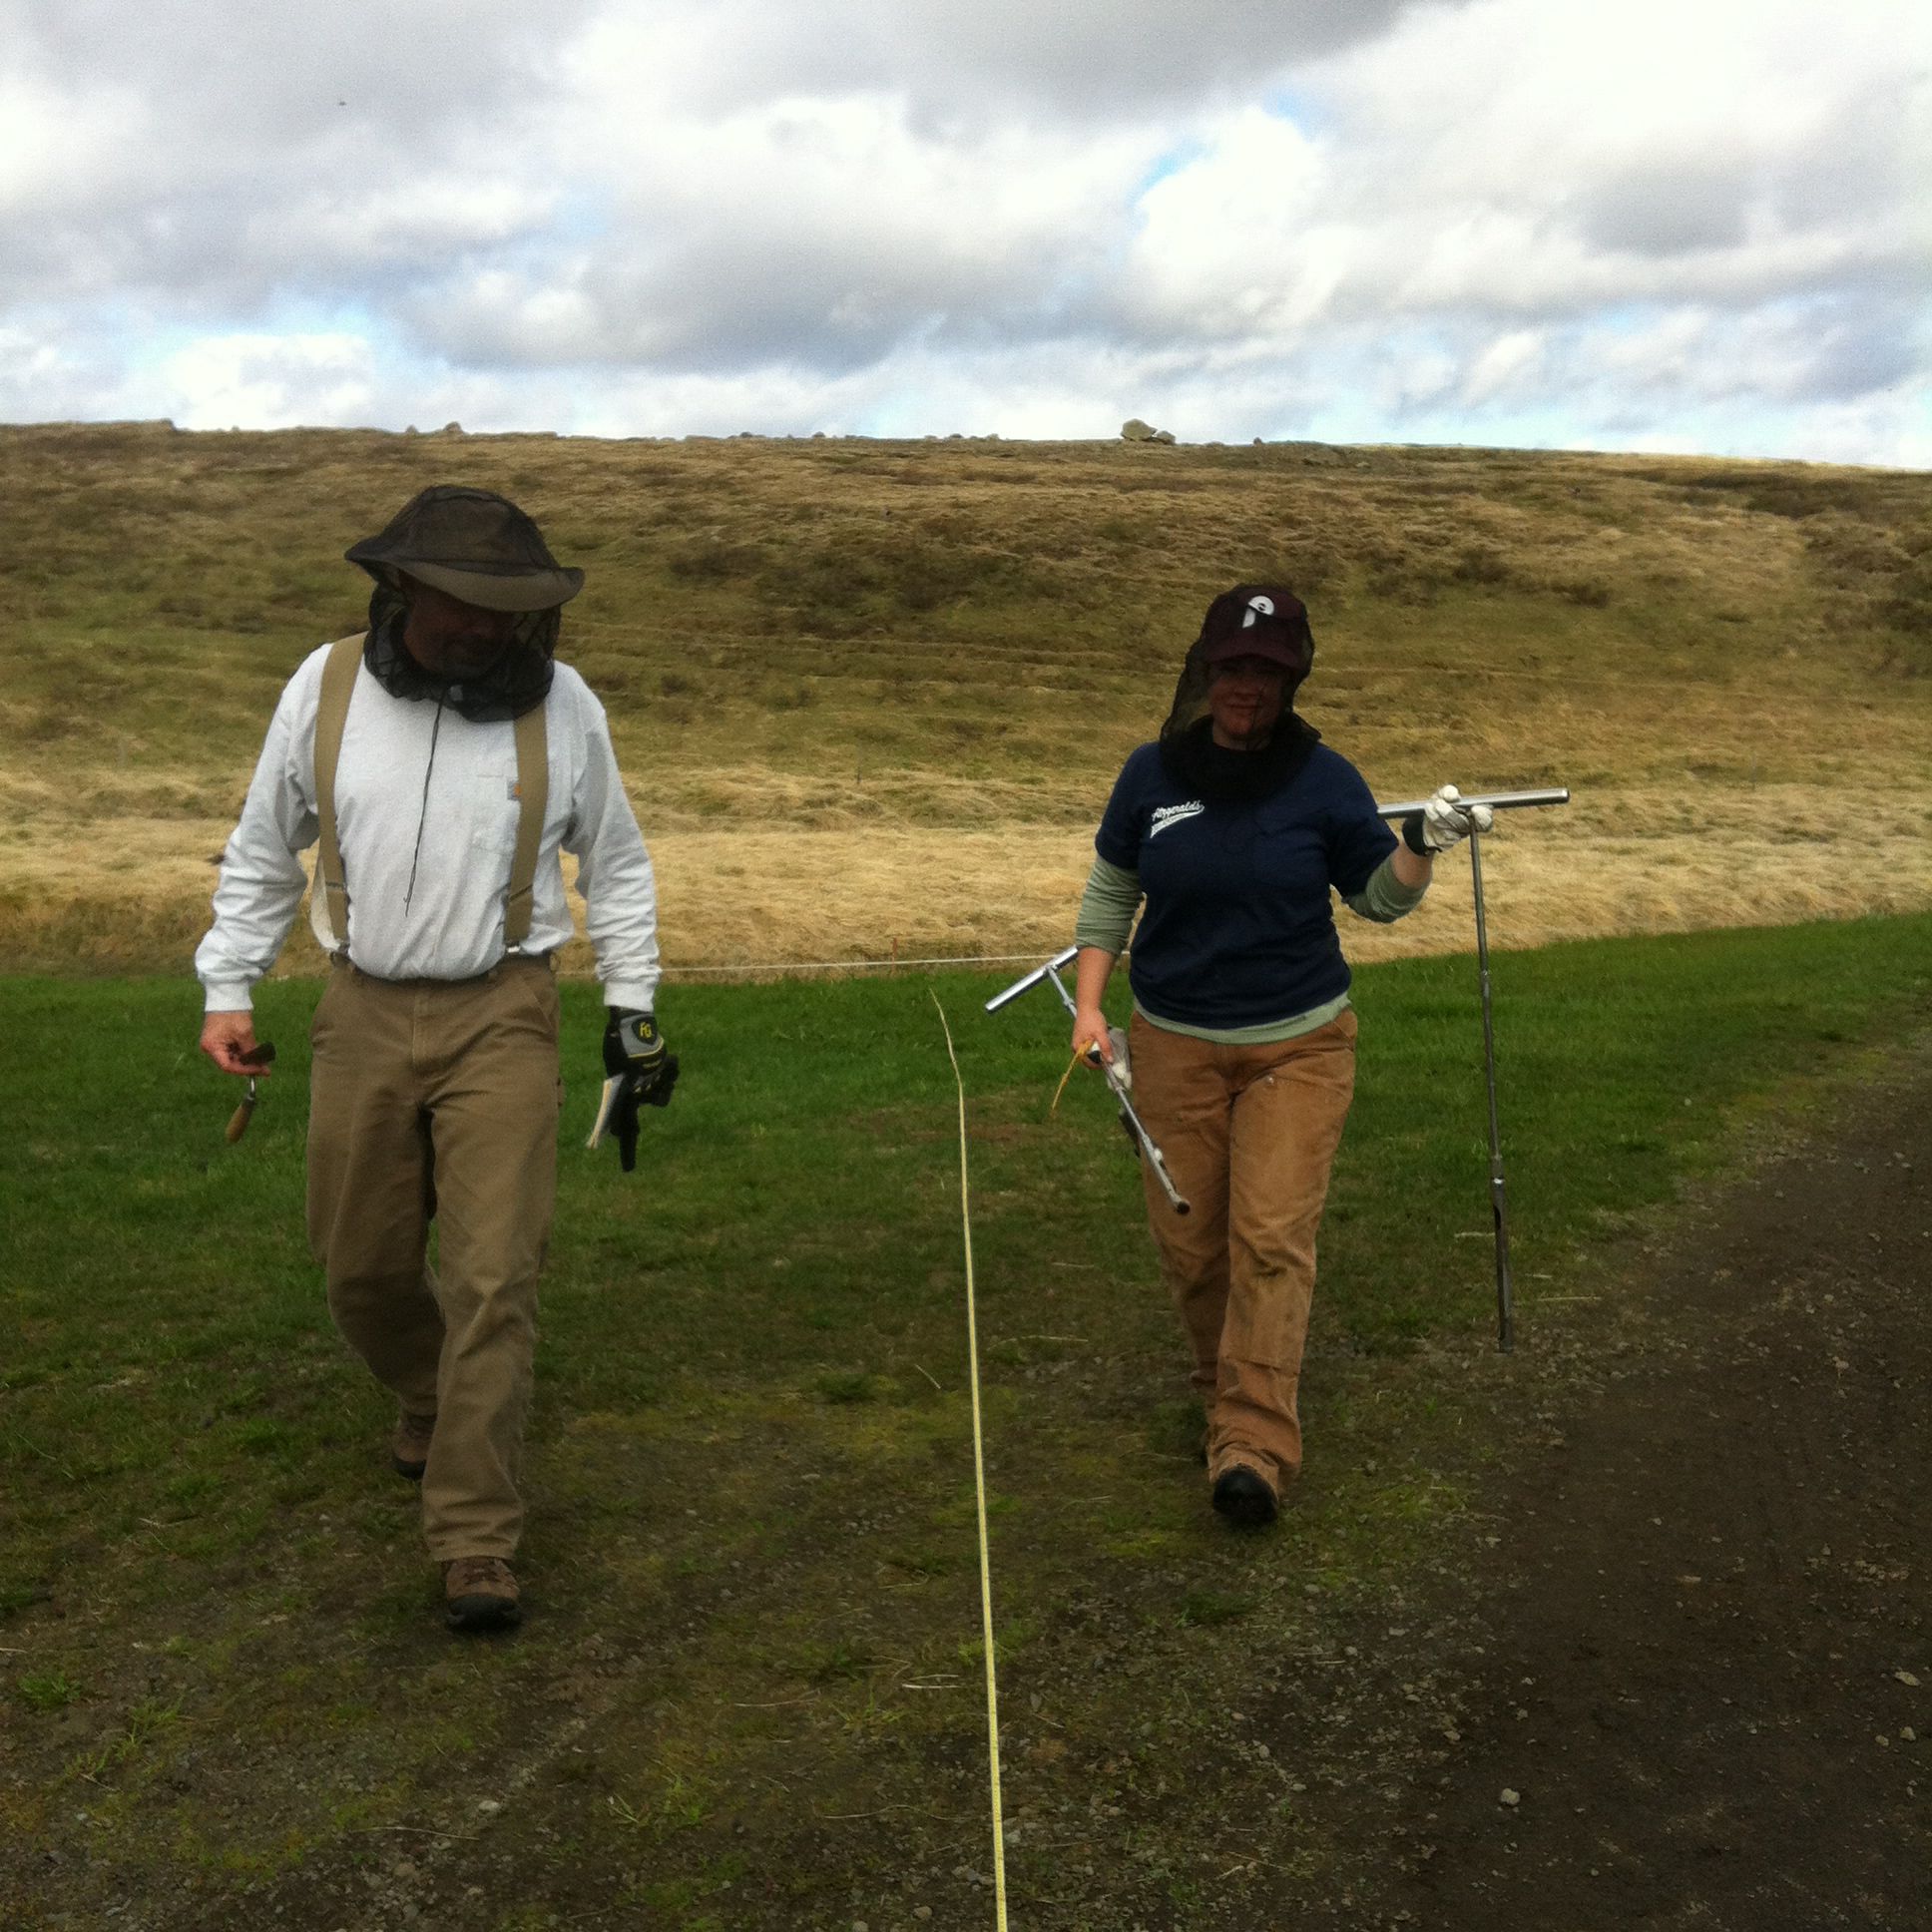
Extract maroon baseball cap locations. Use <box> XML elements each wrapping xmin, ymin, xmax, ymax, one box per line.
<box><xmin>1198</xmin><ymin>584</ymin><xmax>1314</xmax><ymax>677</ymax></box>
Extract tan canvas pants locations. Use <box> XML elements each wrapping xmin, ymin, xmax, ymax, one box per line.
<box><xmin>306</xmin><ymin>957</ymin><xmax>562</xmax><ymax>1561</ymax></box>
<box><xmin>1128</xmin><ymin>1009</ymin><xmax>1358</xmax><ymax>1496</ymax></box>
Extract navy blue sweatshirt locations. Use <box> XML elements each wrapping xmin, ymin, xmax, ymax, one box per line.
<box><xmin>1094</xmin><ymin>738</ymin><xmax>1398</xmax><ymax>1030</ymax></box>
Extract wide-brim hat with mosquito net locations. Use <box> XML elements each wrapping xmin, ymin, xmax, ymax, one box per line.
<box><xmin>345</xmin><ymin>485</ymin><xmax>580</xmax><ymax>722</ymax></box>
<box><xmin>345</xmin><ymin>485</ymin><xmax>584</xmax><ymax>612</ymax></box>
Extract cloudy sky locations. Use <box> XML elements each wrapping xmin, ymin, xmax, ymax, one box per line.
<box><xmin>3</xmin><ymin>0</ymin><xmax>1926</xmax><ymax>463</ymax></box>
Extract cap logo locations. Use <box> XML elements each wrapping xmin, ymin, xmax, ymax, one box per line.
<box><xmin>1242</xmin><ymin>594</ymin><xmax>1274</xmax><ymax>628</ymax></box>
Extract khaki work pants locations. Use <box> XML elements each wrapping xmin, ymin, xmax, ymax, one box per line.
<box><xmin>306</xmin><ymin>957</ymin><xmax>562</xmax><ymax>1561</ymax></box>
<box><xmin>1128</xmin><ymin>1009</ymin><xmax>1358</xmax><ymax>1496</ymax></box>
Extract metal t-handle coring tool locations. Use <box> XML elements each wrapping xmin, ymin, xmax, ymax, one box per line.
<box><xmin>1375</xmin><ymin>785</ymin><xmax>1571</xmax><ymax>1351</ymax></box>
<box><xmin>986</xmin><ymin>946</ymin><xmax>1192</xmax><ymax>1215</ymax></box>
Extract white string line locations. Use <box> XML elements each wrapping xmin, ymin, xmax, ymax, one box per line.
<box><xmin>660</xmin><ymin>952</ymin><xmax>1051</xmax><ymax>978</ymax></box>
<box><xmin>930</xmin><ymin>990</ymin><xmax>1010</xmax><ymax>1932</ymax></box>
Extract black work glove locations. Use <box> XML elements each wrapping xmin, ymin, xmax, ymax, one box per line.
<box><xmin>600</xmin><ymin>1008</ymin><xmax>679</xmax><ymax>1172</ymax></box>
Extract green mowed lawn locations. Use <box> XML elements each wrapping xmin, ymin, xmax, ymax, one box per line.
<box><xmin>3</xmin><ymin>916</ymin><xmax>1929</xmax><ymax>1928</ymax></box>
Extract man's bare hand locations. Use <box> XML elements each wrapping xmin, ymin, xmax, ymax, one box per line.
<box><xmin>202</xmin><ymin>1011</ymin><xmax>268</xmax><ymax>1078</ymax></box>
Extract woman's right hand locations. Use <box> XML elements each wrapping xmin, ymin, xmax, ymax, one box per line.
<box><xmin>1071</xmin><ymin>1005</ymin><xmax>1114</xmax><ymax>1065</ymax></box>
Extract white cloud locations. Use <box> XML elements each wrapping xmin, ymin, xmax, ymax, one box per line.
<box><xmin>0</xmin><ymin>71</ymin><xmax>146</xmax><ymax>215</ymax></box>
<box><xmin>1109</xmin><ymin>0</ymin><xmax>1924</xmax><ymax>339</ymax></box>
<box><xmin>1461</xmin><ymin>329</ymin><xmax>1546</xmax><ymax>407</ymax></box>
<box><xmin>411</xmin><ymin>91</ymin><xmax>1158</xmax><ymax>371</ymax></box>
<box><xmin>566</xmin><ymin>0</ymin><xmax>1417</xmax><ymax>122</ymax></box>
<box><xmin>160</xmin><ymin>332</ymin><xmax>382</xmax><ymax>431</ymax></box>
<box><xmin>0</xmin><ymin>0</ymin><xmax>1925</xmax><ymax>462</ymax></box>
<box><xmin>1117</xmin><ymin>111</ymin><xmax>1337</xmax><ymax>337</ymax></box>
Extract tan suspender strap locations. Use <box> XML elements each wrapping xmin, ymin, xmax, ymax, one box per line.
<box><xmin>503</xmin><ymin>697</ymin><xmax>549</xmax><ymax>950</ymax></box>
<box><xmin>313</xmin><ymin>632</ymin><xmax>546</xmax><ymax>955</ymax></box>
<box><xmin>312</xmin><ymin>633</ymin><xmax>366</xmax><ymax>951</ymax></box>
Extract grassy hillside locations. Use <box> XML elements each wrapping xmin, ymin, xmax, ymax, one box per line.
<box><xmin>1</xmin><ymin>421</ymin><xmax>1927</xmax><ymax>974</ymax></box>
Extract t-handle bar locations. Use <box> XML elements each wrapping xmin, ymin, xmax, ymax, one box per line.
<box><xmin>1375</xmin><ymin>785</ymin><xmax>1570</xmax><ymax>820</ymax></box>
<box><xmin>985</xmin><ymin>944</ymin><xmax>1079</xmax><ymax>1012</ymax></box>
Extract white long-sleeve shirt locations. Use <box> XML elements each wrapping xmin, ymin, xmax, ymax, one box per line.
<box><xmin>196</xmin><ymin>642</ymin><xmax>662</xmax><ymax>1012</ymax></box>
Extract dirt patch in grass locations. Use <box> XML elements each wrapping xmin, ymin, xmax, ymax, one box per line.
<box><xmin>1347</xmin><ymin>1038</ymin><xmax>1932</xmax><ymax>1930</ymax></box>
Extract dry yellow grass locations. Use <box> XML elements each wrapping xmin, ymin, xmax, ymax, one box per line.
<box><xmin>1</xmin><ymin>421</ymin><xmax>1927</xmax><ymax>977</ymax></box>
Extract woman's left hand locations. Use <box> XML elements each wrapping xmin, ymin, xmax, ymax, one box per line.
<box><xmin>1416</xmin><ymin>784</ymin><xmax>1494</xmax><ymax>853</ymax></box>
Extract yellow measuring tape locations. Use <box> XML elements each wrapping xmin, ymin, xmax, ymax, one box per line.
<box><xmin>931</xmin><ymin>993</ymin><xmax>1010</xmax><ymax>1931</ymax></box>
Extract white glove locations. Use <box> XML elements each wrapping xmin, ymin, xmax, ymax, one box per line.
<box><xmin>1413</xmin><ymin>784</ymin><xmax>1494</xmax><ymax>855</ymax></box>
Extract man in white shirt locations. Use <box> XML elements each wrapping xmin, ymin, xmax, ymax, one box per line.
<box><xmin>196</xmin><ymin>485</ymin><xmax>674</xmax><ymax>1633</ymax></box>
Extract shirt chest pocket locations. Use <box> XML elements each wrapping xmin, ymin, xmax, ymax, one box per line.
<box><xmin>467</xmin><ymin>767</ymin><xmax>525</xmax><ymax>859</ymax></box>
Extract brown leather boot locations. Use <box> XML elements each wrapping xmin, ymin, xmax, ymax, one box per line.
<box><xmin>443</xmin><ymin>1557</ymin><xmax>521</xmax><ymax>1633</ymax></box>
<box><xmin>390</xmin><ymin>1410</ymin><xmax>436</xmax><ymax>1481</ymax></box>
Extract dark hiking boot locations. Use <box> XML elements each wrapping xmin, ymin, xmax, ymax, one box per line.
<box><xmin>390</xmin><ymin>1411</ymin><xmax>436</xmax><ymax>1481</ymax></box>
<box><xmin>1211</xmin><ymin>1464</ymin><xmax>1278</xmax><ymax>1530</ymax></box>
<box><xmin>444</xmin><ymin>1557</ymin><xmax>521</xmax><ymax>1633</ymax></box>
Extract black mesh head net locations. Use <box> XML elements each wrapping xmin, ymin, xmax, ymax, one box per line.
<box><xmin>360</xmin><ymin>567</ymin><xmax>559</xmax><ymax>724</ymax></box>
<box><xmin>345</xmin><ymin>487</ymin><xmax>579</xmax><ymax>722</ymax></box>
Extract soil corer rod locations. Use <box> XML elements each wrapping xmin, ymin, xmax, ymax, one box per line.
<box><xmin>1468</xmin><ymin>825</ymin><xmax>1515</xmax><ymax>1351</ymax></box>
<box><xmin>1376</xmin><ymin>784</ymin><xmax>1569</xmax><ymax>1351</ymax></box>
<box><xmin>985</xmin><ymin>949</ymin><xmax>1191</xmax><ymax>1213</ymax></box>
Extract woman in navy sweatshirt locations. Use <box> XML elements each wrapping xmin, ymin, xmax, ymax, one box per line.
<box><xmin>1070</xmin><ymin>584</ymin><xmax>1488</xmax><ymax>1528</ymax></box>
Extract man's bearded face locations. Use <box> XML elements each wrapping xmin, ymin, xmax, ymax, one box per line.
<box><xmin>399</xmin><ymin>576</ymin><xmax>518</xmax><ymax>680</ymax></box>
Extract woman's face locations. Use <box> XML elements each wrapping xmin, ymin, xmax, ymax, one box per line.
<box><xmin>1207</xmin><ymin>655</ymin><xmax>1288</xmax><ymax>747</ymax></box>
